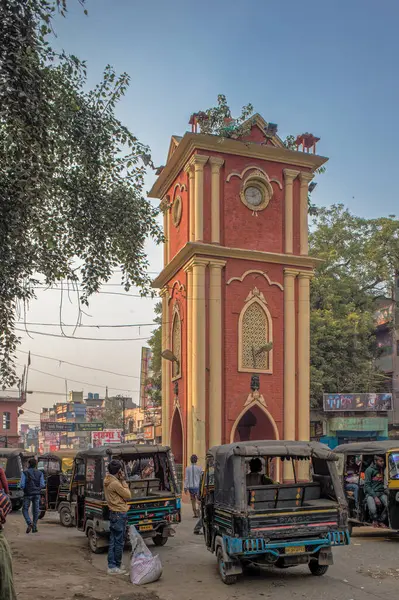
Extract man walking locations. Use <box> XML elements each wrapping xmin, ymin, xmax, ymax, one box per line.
<box><xmin>184</xmin><ymin>454</ymin><xmax>203</xmax><ymax>518</ymax></box>
<box><xmin>104</xmin><ymin>459</ymin><xmax>131</xmax><ymax>575</ymax></box>
<box><xmin>20</xmin><ymin>458</ymin><xmax>45</xmax><ymax>534</ymax></box>
<box><xmin>365</xmin><ymin>455</ymin><xmax>388</xmax><ymax>528</ymax></box>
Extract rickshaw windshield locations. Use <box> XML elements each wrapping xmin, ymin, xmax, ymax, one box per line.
<box><xmin>388</xmin><ymin>452</ymin><xmax>399</xmax><ymax>480</ymax></box>
<box><xmin>62</xmin><ymin>457</ymin><xmax>74</xmax><ymax>475</ymax></box>
<box><xmin>3</xmin><ymin>455</ymin><xmax>22</xmax><ymax>478</ymax></box>
<box><xmin>38</xmin><ymin>458</ymin><xmax>61</xmax><ymax>474</ymax></box>
<box><xmin>123</xmin><ymin>452</ymin><xmax>178</xmax><ymax>497</ymax></box>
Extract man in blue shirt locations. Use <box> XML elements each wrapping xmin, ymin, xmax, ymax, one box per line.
<box><xmin>19</xmin><ymin>458</ymin><xmax>45</xmax><ymax>534</ymax></box>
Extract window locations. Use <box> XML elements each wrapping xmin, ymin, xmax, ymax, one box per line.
<box><xmin>171</xmin><ymin>307</ymin><xmax>182</xmax><ymax>379</ymax></box>
<box><xmin>2</xmin><ymin>412</ymin><xmax>11</xmax><ymax>430</ymax></box>
<box><xmin>388</xmin><ymin>453</ymin><xmax>399</xmax><ymax>480</ymax></box>
<box><xmin>239</xmin><ymin>290</ymin><xmax>272</xmax><ymax>373</ymax></box>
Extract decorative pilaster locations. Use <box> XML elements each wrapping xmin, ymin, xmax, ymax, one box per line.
<box><xmin>162</xmin><ymin>199</ymin><xmax>170</xmax><ymax>266</ymax></box>
<box><xmin>298</xmin><ymin>272</ymin><xmax>313</xmax><ymax>441</ymax></box>
<box><xmin>208</xmin><ymin>260</ymin><xmax>226</xmax><ymax>448</ymax></box>
<box><xmin>283</xmin><ymin>169</ymin><xmax>300</xmax><ymax>254</ymax></box>
<box><xmin>299</xmin><ymin>172</ymin><xmax>314</xmax><ymax>256</ymax></box>
<box><xmin>187</xmin><ymin>257</ymin><xmax>208</xmax><ymax>466</ymax></box>
<box><xmin>184</xmin><ymin>265</ymin><xmax>194</xmax><ymax>461</ymax></box>
<box><xmin>209</xmin><ymin>157</ymin><xmax>224</xmax><ymax>244</ymax></box>
<box><xmin>184</xmin><ymin>161</ymin><xmax>195</xmax><ymax>242</ymax></box>
<box><xmin>161</xmin><ymin>288</ymin><xmax>170</xmax><ymax>444</ymax></box>
<box><xmin>193</xmin><ymin>155</ymin><xmax>209</xmax><ymax>242</ymax></box>
<box><xmin>283</xmin><ymin>268</ymin><xmax>297</xmax><ymax>480</ymax></box>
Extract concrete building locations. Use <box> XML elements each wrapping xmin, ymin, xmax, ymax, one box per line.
<box><xmin>0</xmin><ymin>392</ymin><xmax>26</xmax><ymax>448</ymax></box>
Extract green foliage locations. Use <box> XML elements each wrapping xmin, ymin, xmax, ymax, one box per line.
<box><xmin>0</xmin><ymin>0</ymin><xmax>162</xmax><ymax>386</ymax></box>
<box><xmin>309</xmin><ymin>205</ymin><xmax>399</xmax><ymax>407</ymax></box>
<box><xmin>146</xmin><ymin>302</ymin><xmax>162</xmax><ymax>407</ymax></box>
<box><xmin>102</xmin><ymin>395</ymin><xmax>123</xmax><ymax>429</ymax></box>
<box><xmin>194</xmin><ymin>94</ymin><xmax>254</xmax><ymax>138</ymax></box>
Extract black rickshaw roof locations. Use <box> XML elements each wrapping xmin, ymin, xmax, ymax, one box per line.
<box><xmin>38</xmin><ymin>450</ymin><xmax>77</xmax><ymax>460</ymax></box>
<box><xmin>0</xmin><ymin>448</ymin><xmax>35</xmax><ymax>458</ymax></box>
<box><xmin>207</xmin><ymin>440</ymin><xmax>338</xmax><ymax>461</ymax></box>
<box><xmin>75</xmin><ymin>443</ymin><xmax>171</xmax><ymax>459</ymax></box>
<box><xmin>335</xmin><ymin>440</ymin><xmax>399</xmax><ymax>455</ymax></box>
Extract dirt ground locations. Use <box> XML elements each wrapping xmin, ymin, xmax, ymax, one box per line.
<box><xmin>6</xmin><ymin>505</ymin><xmax>399</xmax><ymax>600</ymax></box>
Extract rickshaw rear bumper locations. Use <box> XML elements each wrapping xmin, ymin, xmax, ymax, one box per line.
<box><xmin>222</xmin><ymin>529</ymin><xmax>350</xmax><ymax>561</ymax></box>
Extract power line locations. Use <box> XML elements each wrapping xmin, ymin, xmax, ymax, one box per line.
<box><xmin>15</xmin><ymin>328</ymin><xmax>150</xmax><ymax>342</ymax></box>
<box><xmin>31</xmin><ymin>286</ymin><xmax>159</xmax><ymax>299</ymax></box>
<box><xmin>23</xmin><ymin>365</ymin><xmax>137</xmax><ymax>393</ymax></box>
<box><xmin>16</xmin><ymin>322</ymin><xmax>154</xmax><ymax>329</ymax></box>
<box><xmin>18</xmin><ymin>349</ymin><xmax>141</xmax><ymax>379</ymax></box>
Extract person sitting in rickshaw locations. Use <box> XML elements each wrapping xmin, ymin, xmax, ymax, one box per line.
<box><xmin>246</xmin><ymin>458</ymin><xmax>274</xmax><ymax>486</ymax></box>
<box><xmin>344</xmin><ymin>457</ymin><xmax>360</xmax><ymax>502</ymax></box>
<box><xmin>364</xmin><ymin>455</ymin><xmax>388</xmax><ymax>528</ymax></box>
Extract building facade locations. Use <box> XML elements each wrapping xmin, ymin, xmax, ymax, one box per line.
<box><xmin>150</xmin><ymin>114</ymin><xmax>326</xmax><ymax>476</ymax></box>
<box><xmin>0</xmin><ymin>393</ymin><xmax>26</xmax><ymax>447</ymax></box>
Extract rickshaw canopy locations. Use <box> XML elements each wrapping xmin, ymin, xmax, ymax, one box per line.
<box><xmin>335</xmin><ymin>441</ymin><xmax>399</xmax><ymax>456</ymax></box>
<box><xmin>75</xmin><ymin>443</ymin><xmax>171</xmax><ymax>460</ymax></box>
<box><xmin>207</xmin><ymin>440</ymin><xmax>339</xmax><ymax>509</ymax></box>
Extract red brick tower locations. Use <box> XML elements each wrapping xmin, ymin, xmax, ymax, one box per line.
<box><xmin>150</xmin><ymin>115</ymin><xmax>327</xmax><ymax>477</ymax></box>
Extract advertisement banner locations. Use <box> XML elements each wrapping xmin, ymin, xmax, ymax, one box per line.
<box><xmin>76</xmin><ymin>422</ymin><xmax>104</xmax><ymax>432</ymax></box>
<box><xmin>143</xmin><ymin>426</ymin><xmax>154</xmax><ymax>440</ymax></box>
<box><xmin>323</xmin><ymin>393</ymin><xmax>392</xmax><ymax>412</ymax></box>
<box><xmin>91</xmin><ymin>429</ymin><xmax>122</xmax><ymax>447</ymax></box>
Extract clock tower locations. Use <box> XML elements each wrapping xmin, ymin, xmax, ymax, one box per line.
<box><xmin>149</xmin><ymin>114</ymin><xmax>327</xmax><ymax>479</ymax></box>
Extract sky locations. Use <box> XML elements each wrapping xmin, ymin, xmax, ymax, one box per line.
<box><xmin>16</xmin><ymin>0</ymin><xmax>399</xmax><ymax>424</ymax></box>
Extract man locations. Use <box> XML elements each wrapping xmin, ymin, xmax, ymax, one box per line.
<box><xmin>0</xmin><ymin>491</ymin><xmax>16</xmax><ymax>600</ymax></box>
<box><xmin>0</xmin><ymin>465</ymin><xmax>9</xmax><ymax>495</ymax></box>
<box><xmin>184</xmin><ymin>454</ymin><xmax>203</xmax><ymax>518</ymax></box>
<box><xmin>246</xmin><ymin>458</ymin><xmax>274</xmax><ymax>486</ymax></box>
<box><xmin>365</xmin><ymin>455</ymin><xmax>388</xmax><ymax>528</ymax></box>
<box><xmin>20</xmin><ymin>457</ymin><xmax>45</xmax><ymax>534</ymax></box>
<box><xmin>104</xmin><ymin>459</ymin><xmax>131</xmax><ymax>575</ymax></box>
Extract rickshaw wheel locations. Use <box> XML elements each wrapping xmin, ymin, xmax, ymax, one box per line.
<box><xmin>38</xmin><ymin>510</ymin><xmax>46</xmax><ymax>520</ymax></box>
<box><xmin>308</xmin><ymin>561</ymin><xmax>329</xmax><ymax>576</ymax></box>
<box><xmin>153</xmin><ymin>534</ymin><xmax>168</xmax><ymax>546</ymax></box>
<box><xmin>59</xmin><ymin>507</ymin><xmax>73</xmax><ymax>528</ymax></box>
<box><xmin>217</xmin><ymin>547</ymin><xmax>237</xmax><ymax>585</ymax></box>
<box><xmin>11</xmin><ymin>501</ymin><xmax>22</xmax><ymax>512</ymax></box>
<box><xmin>87</xmin><ymin>527</ymin><xmax>104</xmax><ymax>554</ymax></box>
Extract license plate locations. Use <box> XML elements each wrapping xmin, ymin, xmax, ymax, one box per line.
<box><xmin>139</xmin><ymin>525</ymin><xmax>153</xmax><ymax>531</ymax></box>
<box><xmin>285</xmin><ymin>545</ymin><xmax>305</xmax><ymax>554</ymax></box>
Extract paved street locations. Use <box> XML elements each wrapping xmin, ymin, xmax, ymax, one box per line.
<box><xmin>6</xmin><ymin>505</ymin><xmax>399</xmax><ymax>600</ymax></box>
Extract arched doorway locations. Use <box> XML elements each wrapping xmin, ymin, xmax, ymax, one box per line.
<box><xmin>232</xmin><ymin>403</ymin><xmax>278</xmax><ymax>442</ymax></box>
<box><xmin>170</xmin><ymin>408</ymin><xmax>184</xmax><ymax>488</ymax></box>
<box><xmin>231</xmin><ymin>402</ymin><xmax>280</xmax><ymax>481</ymax></box>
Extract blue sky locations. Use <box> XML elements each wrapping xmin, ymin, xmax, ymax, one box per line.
<box><xmin>54</xmin><ymin>0</ymin><xmax>399</xmax><ymax>218</ymax></box>
<box><xmin>18</xmin><ymin>0</ymin><xmax>399</xmax><ymax>416</ymax></box>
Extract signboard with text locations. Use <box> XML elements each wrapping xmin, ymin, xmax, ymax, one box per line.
<box><xmin>41</xmin><ymin>422</ymin><xmax>104</xmax><ymax>432</ymax></box>
<box><xmin>92</xmin><ymin>429</ymin><xmax>122</xmax><ymax>447</ymax></box>
<box><xmin>323</xmin><ymin>393</ymin><xmax>392</xmax><ymax>412</ymax></box>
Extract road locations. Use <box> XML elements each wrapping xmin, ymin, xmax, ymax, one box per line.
<box><xmin>6</xmin><ymin>506</ymin><xmax>399</xmax><ymax>600</ymax></box>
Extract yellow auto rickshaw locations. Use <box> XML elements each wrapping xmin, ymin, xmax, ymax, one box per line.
<box><xmin>335</xmin><ymin>441</ymin><xmax>399</xmax><ymax>533</ymax></box>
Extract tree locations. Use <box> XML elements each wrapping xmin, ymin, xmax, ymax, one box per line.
<box><xmin>146</xmin><ymin>302</ymin><xmax>162</xmax><ymax>407</ymax></box>
<box><xmin>309</xmin><ymin>205</ymin><xmax>399</xmax><ymax>407</ymax></box>
<box><xmin>102</xmin><ymin>395</ymin><xmax>124</xmax><ymax>430</ymax></box>
<box><xmin>193</xmin><ymin>94</ymin><xmax>254</xmax><ymax>138</ymax></box>
<box><xmin>0</xmin><ymin>0</ymin><xmax>162</xmax><ymax>387</ymax></box>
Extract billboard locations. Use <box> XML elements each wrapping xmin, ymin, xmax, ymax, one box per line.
<box><xmin>41</xmin><ymin>422</ymin><xmax>104</xmax><ymax>432</ymax></box>
<box><xmin>92</xmin><ymin>429</ymin><xmax>122</xmax><ymax>447</ymax></box>
<box><xmin>140</xmin><ymin>347</ymin><xmax>153</xmax><ymax>408</ymax></box>
<box><xmin>143</xmin><ymin>425</ymin><xmax>154</xmax><ymax>440</ymax></box>
<box><xmin>323</xmin><ymin>393</ymin><xmax>392</xmax><ymax>412</ymax></box>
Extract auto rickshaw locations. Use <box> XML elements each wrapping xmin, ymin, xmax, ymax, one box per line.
<box><xmin>200</xmin><ymin>440</ymin><xmax>349</xmax><ymax>585</ymax></box>
<box><xmin>335</xmin><ymin>440</ymin><xmax>399</xmax><ymax>533</ymax></box>
<box><xmin>37</xmin><ymin>450</ymin><xmax>76</xmax><ymax>525</ymax></box>
<box><xmin>0</xmin><ymin>449</ymin><xmax>35</xmax><ymax>510</ymax></box>
<box><xmin>70</xmin><ymin>444</ymin><xmax>181</xmax><ymax>553</ymax></box>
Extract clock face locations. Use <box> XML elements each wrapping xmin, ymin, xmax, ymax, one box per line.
<box><xmin>244</xmin><ymin>186</ymin><xmax>263</xmax><ymax>207</ymax></box>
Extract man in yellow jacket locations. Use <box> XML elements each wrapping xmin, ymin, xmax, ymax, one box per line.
<box><xmin>104</xmin><ymin>460</ymin><xmax>131</xmax><ymax>575</ymax></box>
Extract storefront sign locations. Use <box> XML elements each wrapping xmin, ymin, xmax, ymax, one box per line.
<box><xmin>323</xmin><ymin>393</ymin><xmax>392</xmax><ymax>412</ymax></box>
<box><xmin>76</xmin><ymin>422</ymin><xmax>104</xmax><ymax>432</ymax></box>
<box><xmin>41</xmin><ymin>422</ymin><xmax>75</xmax><ymax>432</ymax></box>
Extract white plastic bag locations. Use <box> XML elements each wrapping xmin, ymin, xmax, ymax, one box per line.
<box><xmin>129</xmin><ymin>525</ymin><xmax>163</xmax><ymax>585</ymax></box>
